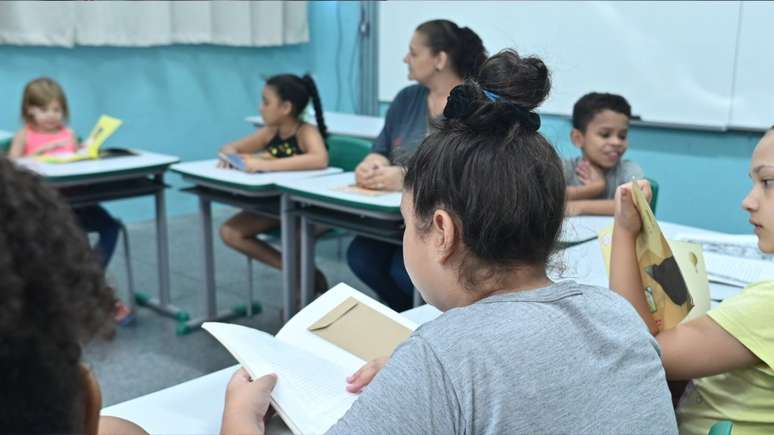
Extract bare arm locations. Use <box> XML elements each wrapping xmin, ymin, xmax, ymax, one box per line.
<box><xmin>566</xmin><ymin>199</ymin><xmax>616</xmax><ymax>216</ymax></box>
<box><xmin>656</xmin><ymin>316</ymin><xmax>760</xmax><ymax>380</ymax></box>
<box><xmin>8</xmin><ymin>128</ymin><xmax>26</xmax><ymax>159</ymax></box>
<box><xmin>566</xmin><ymin>185</ymin><xmax>607</xmax><ymax>201</ymax></box>
<box><xmin>609</xmin><ymin>182</ymin><xmax>761</xmax><ymax>380</ymax></box>
<box><xmin>221</xmin><ymin>127</ymin><xmax>275</xmax><ymax>155</ymax></box>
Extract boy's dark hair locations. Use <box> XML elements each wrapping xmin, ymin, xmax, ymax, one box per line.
<box><xmin>266</xmin><ymin>74</ymin><xmax>328</xmax><ymax>140</ymax></box>
<box><xmin>0</xmin><ymin>158</ymin><xmax>115</xmax><ymax>432</ymax></box>
<box><xmin>404</xmin><ymin>49</ymin><xmax>565</xmax><ymax>291</ymax></box>
<box><xmin>572</xmin><ymin>92</ymin><xmax>632</xmax><ymax>132</ymax></box>
<box><xmin>416</xmin><ymin>19</ymin><xmax>487</xmax><ymax>79</ymax></box>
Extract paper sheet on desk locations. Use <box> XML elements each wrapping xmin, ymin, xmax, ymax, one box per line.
<box><xmin>599</xmin><ymin>183</ymin><xmax>709</xmax><ymax>331</ymax></box>
<box><xmin>308</xmin><ymin>297</ymin><xmax>412</xmax><ymax>361</ymax></box>
<box><xmin>333</xmin><ymin>184</ymin><xmax>392</xmax><ymax>197</ymax></box>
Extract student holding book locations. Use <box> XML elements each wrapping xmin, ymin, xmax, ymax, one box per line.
<box><xmin>348</xmin><ymin>19</ymin><xmax>487</xmax><ymax>312</ymax></box>
<box><xmin>218</xmin><ymin>74</ymin><xmax>330</xmax><ymax>294</ymax></box>
<box><xmin>609</xmin><ymin>130</ymin><xmax>774</xmax><ymax>434</ymax></box>
<box><xmin>221</xmin><ymin>49</ymin><xmax>677</xmax><ymax>434</ymax></box>
<box><xmin>0</xmin><ymin>157</ymin><xmax>145</xmax><ymax>434</ymax></box>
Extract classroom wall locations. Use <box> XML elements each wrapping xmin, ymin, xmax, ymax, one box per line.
<box><xmin>0</xmin><ymin>1</ymin><xmax>360</xmax><ymax>222</ymax></box>
<box><xmin>0</xmin><ymin>1</ymin><xmax>762</xmax><ymax>235</ymax></box>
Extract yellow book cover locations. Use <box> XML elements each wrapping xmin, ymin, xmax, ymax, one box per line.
<box><xmin>35</xmin><ymin>115</ymin><xmax>122</xmax><ymax>164</ymax></box>
<box><xmin>597</xmin><ymin>182</ymin><xmax>707</xmax><ymax>330</ymax></box>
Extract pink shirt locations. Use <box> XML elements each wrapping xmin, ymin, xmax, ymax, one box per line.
<box><xmin>24</xmin><ymin>124</ymin><xmax>78</xmax><ymax>156</ymax></box>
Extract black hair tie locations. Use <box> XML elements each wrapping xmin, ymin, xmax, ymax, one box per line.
<box><xmin>444</xmin><ymin>84</ymin><xmax>541</xmax><ymax>132</ymax></box>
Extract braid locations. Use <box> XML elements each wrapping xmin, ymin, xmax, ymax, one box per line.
<box><xmin>301</xmin><ymin>75</ymin><xmax>328</xmax><ymax>141</ymax></box>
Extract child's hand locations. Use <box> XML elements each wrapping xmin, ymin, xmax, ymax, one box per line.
<box><xmin>576</xmin><ymin>159</ymin><xmax>606</xmax><ymax>197</ymax></box>
<box><xmin>221</xmin><ymin>368</ymin><xmax>277</xmax><ymax>435</ymax></box>
<box><xmin>346</xmin><ymin>356</ymin><xmax>389</xmax><ymax>393</ymax></box>
<box><xmin>564</xmin><ymin>200</ymin><xmax>581</xmax><ymax>217</ymax></box>
<box><xmin>614</xmin><ymin>180</ymin><xmax>652</xmax><ymax>236</ymax></box>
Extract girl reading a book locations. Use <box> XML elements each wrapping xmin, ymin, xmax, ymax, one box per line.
<box><xmin>221</xmin><ymin>50</ymin><xmax>677</xmax><ymax>434</ymax></box>
<box><xmin>218</xmin><ymin>74</ymin><xmax>330</xmax><ymax>294</ymax></box>
<box><xmin>609</xmin><ymin>130</ymin><xmax>774</xmax><ymax>434</ymax></box>
<box><xmin>0</xmin><ymin>157</ymin><xmax>145</xmax><ymax>434</ymax></box>
<box><xmin>7</xmin><ymin>77</ymin><xmax>130</xmax><ymax>325</ymax></box>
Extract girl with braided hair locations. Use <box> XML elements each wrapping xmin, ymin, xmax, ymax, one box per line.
<box><xmin>218</xmin><ymin>74</ymin><xmax>329</xmax><ymax>294</ymax></box>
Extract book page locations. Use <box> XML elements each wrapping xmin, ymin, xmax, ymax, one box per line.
<box><xmin>202</xmin><ymin>323</ymin><xmax>356</xmax><ymax>435</ymax></box>
<box><xmin>276</xmin><ymin>283</ymin><xmax>418</xmax><ymax>373</ymax></box>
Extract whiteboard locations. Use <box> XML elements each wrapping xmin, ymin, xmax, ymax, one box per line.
<box><xmin>729</xmin><ymin>2</ymin><xmax>774</xmax><ymax>130</ymax></box>
<box><xmin>378</xmin><ymin>1</ymin><xmax>742</xmax><ymax>129</ymax></box>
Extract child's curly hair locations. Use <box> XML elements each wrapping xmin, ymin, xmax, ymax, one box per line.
<box><xmin>0</xmin><ymin>157</ymin><xmax>116</xmax><ymax>432</ymax></box>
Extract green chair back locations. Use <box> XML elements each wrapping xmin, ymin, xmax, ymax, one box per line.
<box><xmin>327</xmin><ymin>135</ymin><xmax>372</xmax><ymax>172</ymax></box>
<box><xmin>708</xmin><ymin>420</ymin><xmax>733</xmax><ymax>435</ymax></box>
<box><xmin>645</xmin><ymin>176</ymin><xmax>659</xmax><ymax>215</ymax></box>
<box><xmin>0</xmin><ymin>136</ymin><xmax>11</xmax><ymax>154</ymax></box>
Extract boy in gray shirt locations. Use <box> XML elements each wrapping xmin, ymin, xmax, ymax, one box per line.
<box><xmin>564</xmin><ymin>92</ymin><xmax>644</xmax><ymax>216</ymax></box>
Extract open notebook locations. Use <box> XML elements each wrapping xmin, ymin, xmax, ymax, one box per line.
<box><xmin>35</xmin><ymin>115</ymin><xmax>123</xmax><ymax>163</ymax></box>
<box><xmin>203</xmin><ymin>283</ymin><xmax>418</xmax><ymax>435</ymax></box>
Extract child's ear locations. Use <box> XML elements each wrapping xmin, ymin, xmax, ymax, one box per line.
<box><xmin>431</xmin><ymin>209</ymin><xmax>458</xmax><ymax>263</ymax></box>
<box><xmin>570</xmin><ymin>128</ymin><xmax>584</xmax><ymax>148</ymax></box>
<box><xmin>280</xmin><ymin>101</ymin><xmax>293</xmax><ymax>117</ymax></box>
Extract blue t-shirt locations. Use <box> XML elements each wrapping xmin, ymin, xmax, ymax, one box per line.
<box><xmin>372</xmin><ymin>84</ymin><xmax>430</xmax><ymax>164</ymax></box>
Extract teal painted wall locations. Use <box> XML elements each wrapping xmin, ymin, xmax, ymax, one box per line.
<box><xmin>0</xmin><ymin>1</ymin><xmax>360</xmax><ymax>221</ymax></box>
<box><xmin>1</xmin><ymin>1</ymin><xmax>763</xmax><ymax>235</ymax></box>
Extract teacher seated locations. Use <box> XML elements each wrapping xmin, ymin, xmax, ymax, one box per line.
<box><xmin>347</xmin><ymin>19</ymin><xmax>486</xmax><ymax>311</ymax></box>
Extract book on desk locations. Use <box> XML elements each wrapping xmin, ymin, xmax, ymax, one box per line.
<box><xmin>203</xmin><ymin>283</ymin><xmax>417</xmax><ymax>435</ymax></box>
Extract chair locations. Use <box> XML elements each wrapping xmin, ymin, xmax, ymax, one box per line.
<box><xmin>708</xmin><ymin>420</ymin><xmax>733</xmax><ymax>435</ymax></box>
<box><xmin>0</xmin><ymin>136</ymin><xmax>11</xmax><ymax>154</ymax></box>
<box><xmin>645</xmin><ymin>177</ymin><xmax>660</xmax><ymax>215</ymax></box>
<box><xmin>244</xmin><ymin>134</ymin><xmax>374</xmax><ymax>311</ymax></box>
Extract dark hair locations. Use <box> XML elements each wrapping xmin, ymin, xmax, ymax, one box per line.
<box><xmin>21</xmin><ymin>77</ymin><xmax>70</xmax><ymax>124</ymax></box>
<box><xmin>266</xmin><ymin>74</ymin><xmax>328</xmax><ymax>139</ymax></box>
<box><xmin>572</xmin><ymin>92</ymin><xmax>632</xmax><ymax>132</ymax></box>
<box><xmin>404</xmin><ymin>49</ymin><xmax>564</xmax><ymax>291</ymax></box>
<box><xmin>415</xmin><ymin>20</ymin><xmax>487</xmax><ymax>79</ymax></box>
<box><xmin>0</xmin><ymin>158</ymin><xmax>115</xmax><ymax>432</ymax></box>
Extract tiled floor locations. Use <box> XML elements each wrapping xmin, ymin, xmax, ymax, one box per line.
<box><xmin>87</xmin><ymin>206</ymin><xmax>371</xmax><ymax>406</ymax></box>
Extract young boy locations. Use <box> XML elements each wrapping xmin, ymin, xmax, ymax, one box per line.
<box><xmin>564</xmin><ymin>92</ymin><xmax>643</xmax><ymax>216</ymax></box>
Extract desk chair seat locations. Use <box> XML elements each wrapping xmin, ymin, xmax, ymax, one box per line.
<box><xmin>645</xmin><ymin>177</ymin><xmax>659</xmax><ymax>215</ymax></box>
<box><xmin>708</xmin><ymin>421</ymin><xmax>733</xmax><ymax>435</ymax></box>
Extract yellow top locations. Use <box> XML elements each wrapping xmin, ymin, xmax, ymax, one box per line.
<box><xmin>677</xmin><ymin>281</ymin><xmax>774</xmax><ymax>435</ymax></box>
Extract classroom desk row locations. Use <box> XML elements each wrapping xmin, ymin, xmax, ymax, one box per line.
<box><xmin>101</xmin><ymin>219</ymin><xmax>742</xmax><ymax>432</ymax></box>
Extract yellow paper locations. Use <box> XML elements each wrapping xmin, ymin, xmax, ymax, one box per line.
<box><xmin>599</xmin><ymin>226</ymin><xmax>710</xmax><ymax>324</ymax></box>
<box><xmin>597</xmin><ymin>183</ymin><xmax>699</xmax><ymax>331</ymax></box>
<box><xmin>35</xmin><ymin>115</ymin><xmax>122</xmax><ymax>164</ymax></box>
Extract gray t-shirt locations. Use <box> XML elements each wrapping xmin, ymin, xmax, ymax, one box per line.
<box><xmin>328</xmin><ymin>281</ymin><xmax>677</xmax><ymax>435</ymax></box>
<box><xmin>563</xmin><ymin>156</ymin><xmax>644</xmax><ymax>199</ymax></box>
<box><xmin>371</xmin><ymin>84</ymin><xmax>430</xmax><ymax>164</ymax></box>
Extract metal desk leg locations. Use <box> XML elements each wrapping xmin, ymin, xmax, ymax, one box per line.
<box><xmin>300</xmin><ymin>214</ymin><xmax>316</xmax><ymax>308</ymax></box>
<box><xmin>281</xmin><ymin>194</ymin><xmax>298</xmax><ymax>322</ymax></box>
<box><xmin>179</xmin><ymin>196</ymin><xmax>244</xmax><ymax>334</ymax></box>
<box><xmin>135</xmin><ymin>174</ymin><xmax>189</xmax><ymax>322</ymax></box>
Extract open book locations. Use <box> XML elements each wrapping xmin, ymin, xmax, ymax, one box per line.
<box><xmin>203</xmin><ymin>283</ymin><xmax>418</xmax><ymax>435</ymax></box>
<box><xmin>35</xmin><ymin>115</ymin><xmax>122</xmax><ymax>163</ymax></box>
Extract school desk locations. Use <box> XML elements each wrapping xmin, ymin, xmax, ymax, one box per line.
<box><xmin>276</xmin><ymin>172</ymin><xmax>406</xmax><ymax>308</ymax></box>
<box><xmin>100</xmin><ymin>303</ymin><xmax>441</xmax><ymax>434</ymax></box>
<box><xmin>170</xmin><ymin>159</ymin><xmax>341</xmax><ymax>333</ymax></box>
<box><xmin>246</xmin><ymin>111</ymin><xmax>385</xmax><ymax>141</ymax></box>
<box><xmin>15</xmin><ymin>150</ymin><xmax>185</xmax><ymax>322</ymax></box>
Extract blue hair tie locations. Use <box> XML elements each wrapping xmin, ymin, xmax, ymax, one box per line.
<box><xmin>482</xmin><ymin>89</ymin><xmax>501</xmax><ymax>102</ymax></box>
